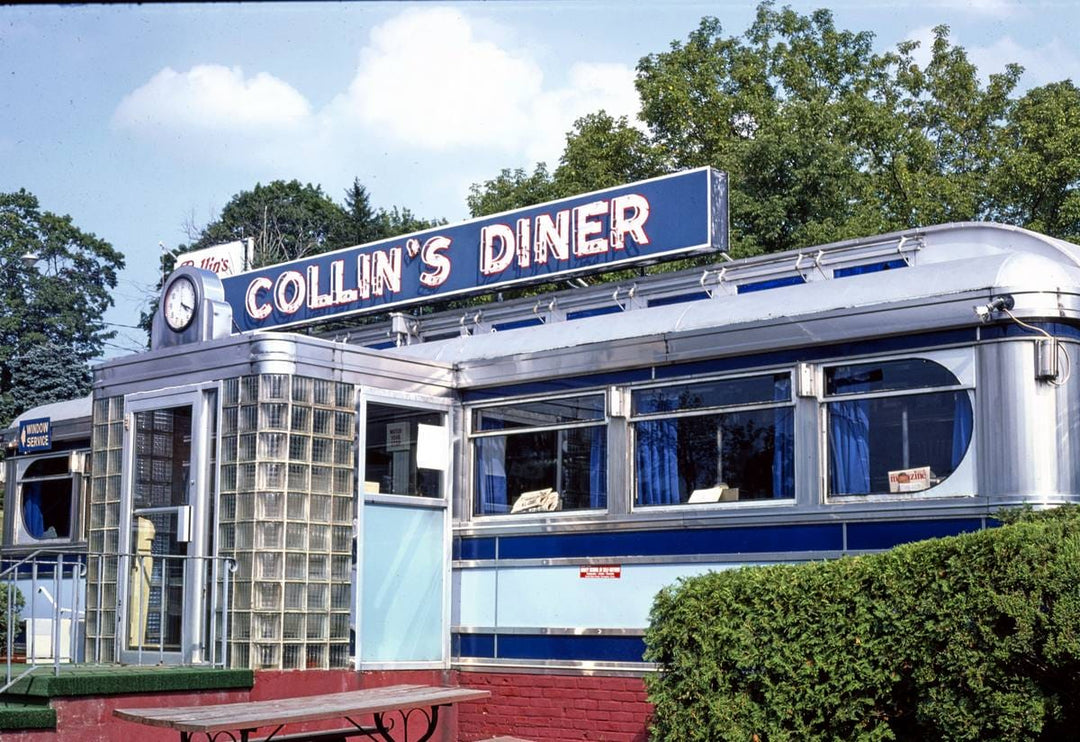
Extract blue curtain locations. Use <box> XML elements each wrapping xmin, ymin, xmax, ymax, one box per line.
<box><xmin>771</xmin><ymin>378</ymin><xmax>794</xmax><ymax>499</ymax></box>
<box><xmin>588</xmin><ymin>427</ymin><xmax>607</xmax><ymax>509</ymax></box>
<box><xmin>476</xmin><ymin>418</ymin><xmax>508</xmax><ymax>514</ymax></box>
<box><xmin>951</xmin><ymin>391</ymin><xmax>973</xmax><ymax>469</ymax></box>
<box><xmin>772</xmin><ymin>411</ymin><xmax>795</xmax><ymax>499</ymax></box>
<box><xmin>22</xmin><ymin>482</ymin><xmax>46</xmax><ymax>538</ymax></box>
<box><xmin>828</xmin><ymin>400</ymin><xmax>871</xmax><ymax>495</ymax></box>
<box><xmin>635</xmin><ymin>393</ymin><xmax>681</xmax><ymax>505</ymax></box>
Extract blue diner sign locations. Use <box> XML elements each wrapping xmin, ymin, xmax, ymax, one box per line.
<box><xmin>223</xmin><ymin>168</ymin><xmax>729</xmax><ymax>332</ymax></box>
<box><xmin>18</xmin><ymin>417</ymin><xmax>52</xmax><ymax>454</ymax></box>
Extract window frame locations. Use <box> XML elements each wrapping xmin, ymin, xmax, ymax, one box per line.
<box><xmin>358</xmin><ymin>388</ymin><xmax>453</xmax><ymax>507</ymax></box>
<box><xmin>11</xmin><ymin>451</ymin><xmax>85</xmax><ymax>547</ymax></box>
<box><xmin>467</xmin><ymin>389</ymin><xmax>610</xmax><ymax>520</ymax></box>
<box><xmin>628</xmin><ymin>369</ymin><xmax>796</xmax><ymax>511</ymax></box>
<box><xmin>821</xmin><ymin>349</ymin><xmax>976</xmax><ymax>504</ymax></box>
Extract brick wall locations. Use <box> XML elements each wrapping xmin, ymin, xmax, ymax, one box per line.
<box><xmin>2</xmin><ymin>669</ymin><xmax>650</xmax><ymax>741</ymax></box>
<box><xmin>2</xmin><ymin>669</ymin><xmax>455</xmax><ymax>742</ymax></box>
<box><xmin>456</xmin><ymin>672</ymin><xmax>652</xmax><ymax>742</ymax></box>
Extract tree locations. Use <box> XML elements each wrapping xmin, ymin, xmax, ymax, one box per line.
<box><xmin>467</xmin><ymin>163</ymin><xmax>561</xmax><ymax>218</ymax></box>
<box><xmin>469</xmin><ymin>2</ymin><xmax>1079</xmax><ymax>256</ymax></box>
<box><xmin>338</xmin><ymin>178</ymin><xmax>380</xmax><ymax>246</ymax></box>
<box><xmin>553</xmin><ymin>112</ymin><xmax>668</xmax><ymax>195</ymax></box>
<box><xmin>371</xmin><ymin>205</ymin><xmax>444</xmax><ymax>238</ymax></box>
<box><xmin>191</xmin><ymin>180</ymin><xmax>348</xmax><ymax>267</ymax></box>
<box><xmin>139</xmin><ymin>178</ymin><xmax>444</xmax><ymax>344</ymax></box>
<box><xmin>0</xmin><ymin>190</ymin><xmax>124</xmax><ymax>427</ymax></box>
<box><xmin>991</xmin><ymin>81</ymin><xmax>1080</xmax><ymax>239</ymax></box>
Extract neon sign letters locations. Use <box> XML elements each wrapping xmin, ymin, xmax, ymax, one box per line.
<box><xmin>223</xmin><ymin>168</ymin><xmax>728</xmax><ymax>332</ymax></box>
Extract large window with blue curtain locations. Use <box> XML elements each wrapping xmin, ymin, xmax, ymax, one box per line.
<box><xmin>472</xmin><ymin>394</ymin><xmax>606</xmax><ymax>515</ymax></box>
<box><xmin>631</xmin><ymin>372</ymin><xmax>794</xmax><ymax>506</ymax></box>
<box><xmin>825</xmin><ymin>358</ymin><xmax>973</xmax><ymax>496</ymax></box>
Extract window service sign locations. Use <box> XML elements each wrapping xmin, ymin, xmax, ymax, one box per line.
<box><xmin>223</xmin><ymin>168</ymin><xmax>728</xmax><ymax>332</ymax></box>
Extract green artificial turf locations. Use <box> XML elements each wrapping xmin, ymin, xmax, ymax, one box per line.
<box><xmin>3</xmin><ymin>664</ymin><xmax>253</xmax><ymax>698</ymax></box>
<box><xmin>0</xmin><ymin>699</ymin><xmax>56</xmax><ymax>730</ymax></box>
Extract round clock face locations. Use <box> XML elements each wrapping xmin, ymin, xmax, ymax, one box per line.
<box><xmin>163</xmin><ymin>275</ymin><xmax>197</xmax><ymax>332</ymax></box>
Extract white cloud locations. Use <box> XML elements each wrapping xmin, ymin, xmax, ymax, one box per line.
<box><xmin>899</xmin><ymin>26</ymin><xmax>1079</xmax><ymax>90</ymax></box>
<box><xmin>902</xmin><ymin>26</ymin><xmax>935</xmax><ymax>70</ymax></box>
<box><xmin>953</xmin><ymin>0</ymin><xmax>1017</xmax><ymax>17</ymax></box>
<box><xmin>113</xmin><ymin>64</ymin><xmax>311</xmax><ymax>132</ymax></box>
<box><xmin>968</xmin><ymin>36</ymin><xmax>1080</xmax><ymax>88</ymax></box>
<box><xmin>525</xmin><ymin>62</ymin><xmax>641</xmax><ymax>163</ymax></box>
<box><xmin>331</xmin><ymin>7</ymin><xmax>544</xmax><ymax>151</ymax></box>
<box><xmin>112</xmin><ymin>7</ymin><xmax>640</xmax><ymax>176</ymax></box>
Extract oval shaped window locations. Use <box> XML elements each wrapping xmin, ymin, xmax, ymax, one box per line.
<box><xmin>826</xmin><ymin>359</ymin><xmax>972</xmax><ymax>496</ymax></box>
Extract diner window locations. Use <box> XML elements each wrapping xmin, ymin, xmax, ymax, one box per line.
<box><xmin>825</xmin><ymin>358</ymin><xmax>973</xmax><ymax>496</ymax></box>
<box><xmin>472</xmin><ymin>394</ymin><xmax>606</xmax><ymax>515</ymax></box>
<box><xmin>364</xmin><ymin>403</ymin><xmax>446</xmax><ymax>498</ymax></box>
<box><xmin>632</xmin><ymin>373</ymin><xmax>794</xmax><ymax>506</ymax></box>
<box><xmin>15</xmin><ymin>454</ymin><xmax>79</xmax><ymax>543</ymax></box>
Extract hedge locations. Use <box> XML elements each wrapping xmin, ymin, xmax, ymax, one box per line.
<box><xmin>644</xmin><ymin>507</ymin><xmax>1080</xmax><ymax>741</ymax></box>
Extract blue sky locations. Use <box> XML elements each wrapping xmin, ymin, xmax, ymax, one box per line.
<box><xmin>2</xmin><ymin>0</ymin><xmax>1077</xmax><ymax>357</ymax></box>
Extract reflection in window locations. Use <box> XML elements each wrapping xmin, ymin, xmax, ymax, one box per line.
<box><xmin>364</xmin><ymin>403</ymin><xmax>445</xmax><ymax>498</ymax></box>
<box><xmin>633</xmin><ymin>374</ymin><xmax>794</xmax><ymax>506</ymax></box>
<box><xmin>826</xmin><ymin>360</ymin><xmax>973</xmax><ymax>496</ymax></box>
<box><xmin>133</xmin><ymin>407</ymin><xmax>192</xmax><ymax>509</ymax></box>
<box><xmin>20</xmin><ymin>456</ymin><xmax>75</xmax><ymax>540</ymax></box>
<box><xmin>473</xmin><ymin>394</ymin><xmax>606</xmax><ymax>515</ymax></box>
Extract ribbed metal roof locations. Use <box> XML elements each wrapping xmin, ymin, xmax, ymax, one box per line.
<box><xmin>384</xmin><ymin>222</ymin><xmax>1080</xmax><ymax>365</ymax></box>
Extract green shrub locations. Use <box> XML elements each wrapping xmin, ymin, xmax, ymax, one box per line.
<box><xmin>0</xmin><ymin>585</ymin><xmax>25</xmax><ymax>654</ymax></box>
<box><xmin>644</xmin><ymin>507</ymin><xmax>1080</xmax><ymax>741</ymax></box>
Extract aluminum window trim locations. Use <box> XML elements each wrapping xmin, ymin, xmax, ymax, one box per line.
<box><xmin>629</xmin><ymin>399</ymin><xmax>795</xmax><ymax>422</ymax></box>
<box><xmin>628</xmin><ymin>369</ymin><xmax>794</xmax><ymax>413</ymax></box>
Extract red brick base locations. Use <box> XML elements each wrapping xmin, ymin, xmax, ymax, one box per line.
<box><xmin>1</xmin><ymin>669</ymin><xmax>454</xmax><ymax>742</ymax></box>
<box><xmin>456</xmin><ymin>672</ymin><xmax>652</xmax><ymax>742</ymax></box>
<box><xmin>1</xmin><ymin>669</ymin><xmax>651</xmax><ymax>741</ymax></box>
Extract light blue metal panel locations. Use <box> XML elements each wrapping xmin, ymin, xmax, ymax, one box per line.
<box><xmin>361</xmin><ymin>504</ymin><xmax>444</xmax><ymax>662</ymax></box>
<box><xmin>494</xmin><ymin>563</ymin><xmax>745</xmax><ymax>629</ymax></box>
<box><xmin>453</xmin><ymin>567</ymin><xmax>497</xmax><ymax>627</ymax></box>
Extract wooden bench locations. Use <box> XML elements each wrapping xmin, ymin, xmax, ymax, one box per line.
<box><xmin>114</xmin><ymin>683</ymin><xmax>491</xmax><ymax>742</ymax></box>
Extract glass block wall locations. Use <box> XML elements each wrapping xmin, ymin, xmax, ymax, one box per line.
<box><xmin>86</xmin><ymin>395</ymin><xmax>124</xmax><ymax>663</ymax></box>
<box><xmin>219</xmin><ymin>374</ymin><xmax>356</xmax><ymax>670</ymax></box>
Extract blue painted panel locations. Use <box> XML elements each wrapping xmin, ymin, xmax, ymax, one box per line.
<box><xmin>493</xmin><ymin>318</ymin><xmax>544</xmax><ymax>332</ymax></box>
<box><xmin>496</xmin><ymin>634</ymin><xmax>647</xmax><ymax>662</ymax></box>
<box><xmin>224</xmin><ymin>168</ymin><xmax>726</xmax><ymax>331</ymax></box>
<box><xmin>833</xmin><ymin>259</ymin><xmax>907</xmax><ymax>277</ymax></box>
<box><xmin>846</xmin><ymin>518</ymin><xmax>984</xmax><ymax>551</ymax></box>
<box><xmin>454</xmin><ymin>633</ymin><xmax>496</xmax><ymax>658</ymax></box>
<box><xmin>361</xmin><ymin>504</ymin><xmax>445</xmax><ymax>663</ymax></box>
<box><xmin>458</xmin><ymin>518</ymin><xmax>990</xmax><ymax>562</ymax></box>
<box><xmin>981</xmin><ymin>321</ymin><xmax>1080</xmax><ymax>341</ymax></box>
<box><xmin>648</xmin><ymin>291</ymin><xmax>710</xmax><ymax>307</ymax></box>
<box><xmin>496</xmin><ymin>523</ymin><xmax>843</xmax><ymax>560</ymax></box>
<box><xmin>737</xmin><ymin>275</ymin><xmax>806</xmax><ymax>294</ymax></box>
<box><xmin>455</xmin><ymin>537</ymin><xmax>496</xmax><ymax>561</ymax></box>
<box><xmin>567</xmin><ymin>305</ymin><xmax>623</xmax><ymax>321</ymax></box>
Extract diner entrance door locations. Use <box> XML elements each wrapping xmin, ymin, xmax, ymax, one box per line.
<box><xmin>355</xmin><ymin>389</ymin><xmax>452</xmax><ymax>669</ymax></box>
<box><xmin>119</xmin><ymin>387</ymin><xmax>216</xmax><ymax>665</ymax></box>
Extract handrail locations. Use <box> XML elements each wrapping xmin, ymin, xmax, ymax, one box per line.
<box><xmin>1</xmin><ymin>551</ymin><xmax>237</xmax><ymax>695</ymax></box>
<box><xmin>1</xmin><ymin>552</ymin><xmax>87</xmax><ymax>693</ymax></box>
<box><xmin>0</xmin><ymin>549</ymin><xmax>55</xmax><ymax>580</ymax></box>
